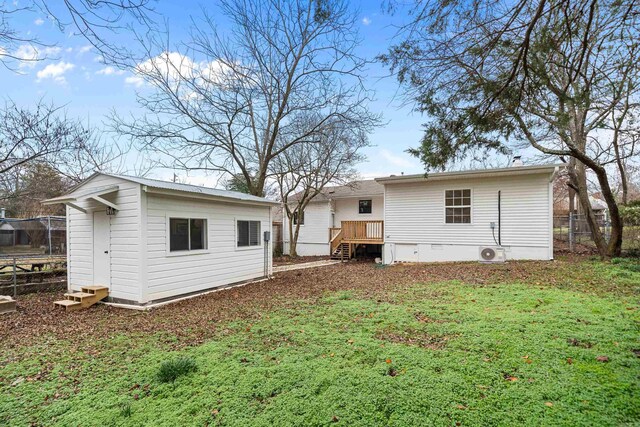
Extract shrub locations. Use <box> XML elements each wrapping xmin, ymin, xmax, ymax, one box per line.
<box><xmin>620</xmin><ymin>205</ymin><xmax>640</xmax><ymax>225</ymax></box>
<box><xmin>157</xmin><ymin>357</ymin><xmax>198</xmax><ymax>383</ymax></box>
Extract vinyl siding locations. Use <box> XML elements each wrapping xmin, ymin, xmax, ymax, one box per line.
<box><xmin>282</xmin><ymin>201</ymin><xmax>331</xmax><ymax>256</ymax></box>
<box><xmin>333</xmin><ymin>196</ymin><xmax>384</xmax><ymax>223</ymax></box>
<box><xmin>145</xmin><ymin>193</ymin><xmax>271</xmax><ymax>302</ymax></box>
<box><xmin>67</xmin><ymin>174</ymin><xmax>141</xmax><ymax>301</ymax></box>
<box><xmin>383</xmin><ymin>172</ymin><xmax>553</xmax><ymax>262</ymax></box>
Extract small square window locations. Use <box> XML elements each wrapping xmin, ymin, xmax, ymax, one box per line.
<box><xmin>170</xmin><ymin>218</ymin><xmax>207</xmax><ymax>251</ymax></box>
<box><xmin>359</xmin><ymin>199</ymin><xmax>372</xmax><ymax>214</ymax></box>
<box><xmin>293</xmin><ymin>210</ymin><xmax>304</xmax><ymax>225</ymax></box>
<box><xmin>237</xmin><ymin>220</ymin><xmax>261</xmax><ymax>247</ymax></box>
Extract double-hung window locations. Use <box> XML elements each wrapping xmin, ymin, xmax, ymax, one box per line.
<box><xmin>169</xmin><ymin>218</ymin><xmax>207</xmax><ymax>251</ymax></box>
<box><xmin>445</xmin><ymin>189</ymin><xmax>471</xmax><ymax>224</ymax></box>
<box><xmin>237</xmin><ymin>220</ymin><xmax>261</xmax><ymax>247</ymax></box>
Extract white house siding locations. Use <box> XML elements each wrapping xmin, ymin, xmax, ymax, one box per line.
<box><xmin>66</xmin><ymin>175</ymin><xmax>141</xmax><ymax>302</ymax></box>
<box><xmin>282</xmin><ymin>201</ymin><xmax>331</xmax><ymax>256</ymax></box>
<box><xmin>145</xmin><ymin>193</ymin><xmax>271</xmax><ymax>302</ymax></box>
<box><xmin>382</xmin><ymin>172</ymin><xmax>553</xmax><ymax>263</ymax></box>
<box><xmin>333</xmin><ymin>195</ymin><xmax>384</xmax><ymax>224</ymax></box>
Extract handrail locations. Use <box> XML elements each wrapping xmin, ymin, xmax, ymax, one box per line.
<box><xmin>340</xmin><ymin>220</ymin><xmax>384</xmax><ymax>241</ymax></box>
<box><xmin>330</xmin><ymin>229</ymin><xmax>343</xmax><ymax>253</ymax></box>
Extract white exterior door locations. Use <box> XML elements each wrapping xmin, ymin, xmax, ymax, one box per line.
<box><xmin>93</xmin><ymin>211</ymin><xmax>111</xmax><ymax>287</ymax></box>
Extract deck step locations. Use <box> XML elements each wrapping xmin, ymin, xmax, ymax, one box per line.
<box><xmin>53</xmin><ymin>300</ymin><xmax>82</xmax><ymax>311</ymax></box>
<box><xmin>80</xmin><ymin>285</ymin><xmax>109</xmax><ymax>293</ymax></box>
<box><xmin>64</xmin><ymin>292</ymin><xmax>95</xmax><ymax>299</ymax></box>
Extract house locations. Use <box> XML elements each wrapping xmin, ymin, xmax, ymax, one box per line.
<box><xmin>0</xmin><ymin>216</ymin><xmax>66</xmax><ymax>252</ymax></box>
<box><xmin>282</xmin><ymin>180</ymin><xmax>385</xmax><ymax>258</ymax></box>
<box><xmin>284</xmin><ymin>163</ymin><xmax>563</xmax><ymax>263</ymax></box>
<box><xmin>43</xmin><ymin>173</ymin><xmax>278</xmax><ymax>306</ymax></box>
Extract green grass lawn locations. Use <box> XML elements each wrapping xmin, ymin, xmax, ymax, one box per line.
<box><xmin>1</xmin><ymin>258</ymin><xmax>639</xmax><ymax>426</ymax></box>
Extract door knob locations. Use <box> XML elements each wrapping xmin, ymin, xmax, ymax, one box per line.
<box><xmin>104</xmin><ymin>250</ymin><xmax>109</xmax><ymax>254</ymax></box>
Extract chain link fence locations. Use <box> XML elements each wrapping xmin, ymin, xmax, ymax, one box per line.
<box><xmin>0</xmin><ymin>216</ymin><xmax>67</xmax><ymax>296</ymax></box>
<box><xmin>554</xmin><ymin>212</ymin><xmax>640</xmax><ymax>255</ymax></box>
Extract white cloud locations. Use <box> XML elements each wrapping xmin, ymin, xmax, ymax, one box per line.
<box><xmin>125</xmin><ymin>51</ymin><xmax>232</xmax><ymax>95</ymax></box>
<box><xmin>379</xmin><ymin>149</ymin><xmax>416</xmax><ymax>169</ymax></box>
<box><xmin>13</xmin><ymin>45</ymin><xmax>62</xmax><ymax>69</ymax></box>
<box><xmin>36</xmin><ymin>61</ymin><xmax>75</xmax><ymax>84</ymax></box>
<box><xmin>362</xmin><ymin>16</ymin><xmax>371</xmax><ymax>25</ymax></box>
<box><xmin>78</xmin><ymin>45</ymin><xmax>92</xmax><ymax>53</ymax></box>
<box><xmin>96</xmin><ymin>66</ymin><xmax>125</xmax><ymax>76</ymax></box>
<box><xmin>34</xmin><ymin>18</ymin><xmax>44</xmax><ymax>26</ymax></box>
<box><xmin>125</xmin><ymin>75</ymin><xmax>146</xmax><ymax>88</ymax></box>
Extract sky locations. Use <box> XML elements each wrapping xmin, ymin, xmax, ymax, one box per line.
<box><xmin>0</xmin><ymin>0</ymin><xmax>431</xmax><ymax>187</ymax></box>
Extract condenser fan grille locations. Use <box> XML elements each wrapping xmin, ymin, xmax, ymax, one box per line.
<box><xmin>481</xmin><ymin>248</ymin><xmax>496</xmax><ymax>260</ymax></box>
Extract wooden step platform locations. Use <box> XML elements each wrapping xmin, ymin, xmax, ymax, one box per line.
<box><xmin>54</xmin><ymin>285</ymin><xmax>109</xmax><ymax>312</ymax></box>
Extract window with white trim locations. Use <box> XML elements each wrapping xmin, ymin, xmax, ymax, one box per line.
<box><xmin>169</xmin><ymin>218</ymin><xmax>207</xmax><ymax>251</ymax></box>
<box><xmin>445</xmin><ymin>189</ymin><xmax>471</xmax><ymax>223</ymax></box>
<box><xmin>237</xmin><ymin>220</ymin><xmax>261</xmax><ymax>247</ymax></box>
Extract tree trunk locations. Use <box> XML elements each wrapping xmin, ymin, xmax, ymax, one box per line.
<box><xmin>569</xmin><ymin>160</ymin><xmax>623</xmax><ymax>259</ymax></box>
<box><xmin>592</xmin><ymin>166</ymin><xmax>623</xmax><ymax>258</ymax></box>
<box><xmin>287</xmin><ymin>216</ymin><xmax>298</xmax><ymax>257</ymax></box>
<box><xmin>569</xmin><ymin>162</ymin><xmax>608</xmax><ymax>257</ymax></box>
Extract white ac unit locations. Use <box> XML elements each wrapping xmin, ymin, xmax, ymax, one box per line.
<box><xmin>479</xmin><ymin>246</ymin><xmax>506</xmax><ymax>263</ymax></box>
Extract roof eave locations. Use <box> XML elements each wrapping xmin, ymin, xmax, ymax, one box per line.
<box><xmin>375</xmin><ymin>164</ymin><xmax>566</xmax><ymax>184</ymax></box>
<box><xmin>142</xmin><ymin>185</ymin><xmax>280</xmax><ymax>206</ymax></box>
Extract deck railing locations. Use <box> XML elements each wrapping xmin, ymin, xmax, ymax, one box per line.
<box><xmin>339</xmin><ymin>220</ymin><xmax>384</xmax><ymax>242</ymax></box>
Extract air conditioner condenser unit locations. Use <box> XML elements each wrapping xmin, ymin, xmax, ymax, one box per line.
<box><xmin>479</xmin><ymin>246</ymin><xmax>506</xmax><ymax>263</ymax></box>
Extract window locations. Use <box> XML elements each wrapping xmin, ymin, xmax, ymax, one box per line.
<box><xmin>445</xmin><ymin>189</ymin><xmax>471</xmax><ymax>224</ymax></box>
<box><xmin>292</xmin><ymin>210</ymin><xmax>304</xmax><ymax>225</ymax></box>
<box><xmin>237</xmin><ymin>220</ymin><xmax>261</xmax><ymax>247</ymax></box>
<box><xmin>359</xmin><ymin>199</ymin><xmax>372</xmax><ymax>214</ymax></box>
<box><xmin>170</xmin><ymin>218</ymin><xmax>207</xmax><ymax>251</ymax></box>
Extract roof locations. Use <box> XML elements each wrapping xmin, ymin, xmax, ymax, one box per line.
<box><xmin>0</xmin><ymin>217</ymin><xmax>66</xmax><ymax>231</ymax></box>
<box><xmin>45</xmin><ymin>172</ymin><xmax>279</xmax><ymax>206</ymax></box>
<box><xmin>290</xmin><ymin>180</ymin><xmax>384</xmax><ymax>203</ymax></box>
<box><xmin>375</xmin><ymin>163</ymin><xmax>564</xmax><ymax>184</ymax></box>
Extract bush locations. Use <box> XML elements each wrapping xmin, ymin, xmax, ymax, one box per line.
<box><xmin>157</xmin><ymin>357</ymin><xmax>198</xmax><ymax>383</ymax></box>
<box><xmin>620</xmin><ymin>205</ymin><xmax>640</xmax><ymax>225</ymax></box>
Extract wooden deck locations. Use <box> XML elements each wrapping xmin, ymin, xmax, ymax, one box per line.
<box><xmin>330</xmin><ymin>220</ymin><xmax>384</xmax><ymax>260</ymax></box>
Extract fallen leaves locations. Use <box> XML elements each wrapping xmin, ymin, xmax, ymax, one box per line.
<box><xmin>596</xmin><ymin>355</ymin><xmax>609</xmax><ymax>363</ymax></box>
<box><xmin>545</xmin><ymin>402</ymin><xmax>554</xmax><ymax>407</ymax></box>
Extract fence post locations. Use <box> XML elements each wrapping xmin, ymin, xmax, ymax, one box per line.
<box><xmin>48</xmin><ymin>216</ymin><xmax>52</xmax><ymax>255</ymax></box>
<box><xmin>12</xmin><ymin>257</ymin><xmax>17</xmax><ymax>298</ymax></box>
<box><xmin>568</xmin><ymin>213</ymin><xmax>574</xmax><ymax>252</ymax></box>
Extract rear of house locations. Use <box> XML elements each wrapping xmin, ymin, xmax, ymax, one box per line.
<box><xmin>282</xmin><ymin>180</ymin><xmax>385</xmax><ymax>257</ymax></box>
<box><xmin>377</xmin><ymin>164</ymin><xmax>560</xmax><ymax>263</ymax></box>
<box><xmin>282</xmin><ymin>163</ymin><xmax>560</xmax><ymax>263</ymax></box>
<box><xmin>44</xmin><ymin>173</ymin><xmax>277</xmax><ymax>306</ymax></box>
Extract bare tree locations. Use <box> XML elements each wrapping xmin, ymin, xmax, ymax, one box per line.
<box><xmin>381</xmin><ymin>0</ymin><xmax>640</xmax><ymax>258</ymax></box>
<box><xmin>0</xmin><ymin>99</ymin><xmax>125</xmax><ymax>184</ymax></box>
<box><xmin>113</xmin><ymin>0</ymin><xmax>380</xmax><ymax>197</ymax></box>
<box><xmin>0</xmin><ymin>0</ymin><xmax>155</xmax><ymax>70</ymax></box>
<box><xmin>274</xmin><ymin>115</ymin><xmax>368</xmax><ymax>256</ymax></box>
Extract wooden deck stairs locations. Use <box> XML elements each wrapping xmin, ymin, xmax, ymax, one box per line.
<box><xmin>329</xmin><ymin>220</ymin><xmax>384</xmax><ymax>261</ymax></box>
<box><xmin>53</xmin><ymin>286</ymin><xmax>109</xmax><ymax>311</ymax></box>
<box><xmin>331</xmin><ymin>242</ymin><xmax>352</xmax><ymax>261</ymax></box>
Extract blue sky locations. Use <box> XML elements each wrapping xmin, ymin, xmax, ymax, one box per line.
<box><xmin>1</xmin><ymin>1</ymin><xmax>428</xmax><ymax>186</ymax></box>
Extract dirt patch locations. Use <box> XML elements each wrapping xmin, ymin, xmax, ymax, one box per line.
<box><xmin>273</xmin><ymin>255</ymin><xmax>330</xmax><ymax>267</ymax></box>
<box><xmin>414</xmin><ymin>312</ymin><xmax>450</xmax><ymax>324</ymax></box>
<box><xmin>376</xmin><ymin>328</ymin><xmax>454</xmax><ymax>350</ymax></box>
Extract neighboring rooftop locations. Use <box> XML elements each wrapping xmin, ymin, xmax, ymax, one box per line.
<box><xmin>289</xmin><ymin>180</ymin><xmax>384</xmax><ymax>202</ymax></box>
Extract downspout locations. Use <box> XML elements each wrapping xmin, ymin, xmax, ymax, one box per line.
<box><xmin>498</xmin><ymin>191</ymin><xmax>502</xmax><ymax>246</ymax></box>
